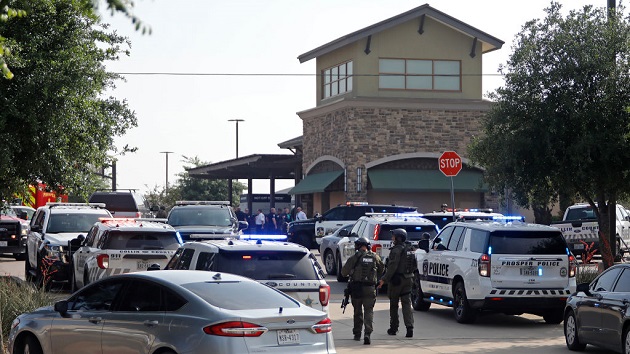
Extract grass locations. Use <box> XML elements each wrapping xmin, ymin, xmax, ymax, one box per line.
<box><xmin>0</xmin><ymin>277</ymin><xmax>58</xmax><ymax>354</ymax></box>
<box><xmin>575</xmin><ymin>264</ymin><xmax>600</xmax><ymax>285</ymax></box>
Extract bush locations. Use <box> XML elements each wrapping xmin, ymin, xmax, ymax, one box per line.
<box><xmin>576</xmin><ymin>265</ymin><xmax>600</xmax><ymax>285</ymax></box>
<box><xmin>0</xmin><ymin>277</ymin><xmax>57</xmax><ymax>353</ymax></box>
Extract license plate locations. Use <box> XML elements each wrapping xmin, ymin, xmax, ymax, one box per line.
<box><xmin>0</xmin><ymin>241</ymin><xmax>6</xmax><ymax>247</ymax></box>
<box><xmin>573</xmin><ymin>243</ymin><xmax>584</xmax><ymax>250</ymax></box>
<box><xmin>137</xmin><ymin>261</ymin><xmax>151</xmax><ymax>270</ymax></box>
<box><xmin>277</xmin><ymin>329</ymin><xmax>300</xmax><ymax>345</ymax></box>
<box><xmin>520</xmin><ymin>267</ymin><xmax>538</xmax><ymax>276</ymax></box>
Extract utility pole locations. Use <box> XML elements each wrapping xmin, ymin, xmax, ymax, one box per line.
<box><xmin>160</xmin><ymin>151</ymin><xmax>173</xmax><ymax>193</ymax></box>
<box><xmin>227</xmin><ymin>119</ymin><xmax>245</xmax><ymax>206</ymax></box>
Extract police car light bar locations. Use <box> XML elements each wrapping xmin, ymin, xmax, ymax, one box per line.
<box><xmin>492</xmin><ymin>216</ymin><xmax>525</xmax><ymax>222</ymax></box>
<box><xmin>239</xmin><ymin>234</ymin><xmax>288</xmax><ymax>241</ymax></box>
<box><xmin>365</xmin><ymin>212</ymin><xmax>425</xmax><ymax>219</ymax></box>
<box><xmin>345</xmin><ymin>201</ymin><xmax>368</xmax><ymax>206</ymax></box>
<box><xmin>175</xmin><ymin>201</ymin><xmax>230</xmax><ymax>206</ymax></box>
<box><xmin>47</xmin><ymin>202</ymin><xmax>106</xmax><ymax>209</ymax></box>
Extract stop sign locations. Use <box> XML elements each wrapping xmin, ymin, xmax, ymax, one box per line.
<box><xmin>439</xmin><ymin>151</ymin><xmax>462</xmax><ymax>177</ymax></box>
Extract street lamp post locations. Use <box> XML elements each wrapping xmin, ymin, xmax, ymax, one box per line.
<box><xmin>227</xmin><ymin>119</ymin><xmax>245</xmax><ymax>158</ymax></box>
<box><xmin>160</xmin><ymin>151</ymin><xmax>173</xmax><ymax>193</ymax></box>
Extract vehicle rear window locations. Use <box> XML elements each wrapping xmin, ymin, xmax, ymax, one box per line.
<box><xmin>378</xmin><ymin>224</ymin><xmax>438</xmax><ymax>241</ymax></box>
<box><xmin>421</xmin><ymin>215</ymin><xmax>452</xmax><ymax>230</ymax></box>
<box><xmin>89</xmin><ymin>194</ymin><xmax>137</xmax><ymax>212</ymax></box>
<box><xmin>183</xmin><ymin>281</ymin><xmax>300</xmax><ymax>310</ymax></box>
<box><xmin>565</xmin><ymin>206</ymin><xmax>596</xmax><ymax>220</ymax></box>
<box><xmin>489</xmin><ymin>231</ymin><xmax>567</xmax><ymax>255</ymax></box>
<box><xmin>47</xmin><ymin>213</ymin><xmax>107</xmax><ymax>233</ymax></box>
<box><xmin>101</xmin><ymin>231</ymin><xmax>180</xmax><ymax>250</ymax></box>
<box><xmin>167</xmin><ymin>207</ymin><xmax>232</xmax><ymax>227</ymax></box>
<box><xmin>196</xmin><ymin>250</ymin><xmax>318</xmax><ymax>280</ymax></box>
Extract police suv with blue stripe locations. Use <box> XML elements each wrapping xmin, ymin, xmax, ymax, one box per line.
<box><xmin>412</xmin><ymin>217</ymin><xmax>577</xmax><ymax>324</ymax></box>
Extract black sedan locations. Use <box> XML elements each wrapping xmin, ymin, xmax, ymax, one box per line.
<box><xmin>564</xmin><ymin>264</ymin><xmax>630</xmax><ymax>353</ymax></box>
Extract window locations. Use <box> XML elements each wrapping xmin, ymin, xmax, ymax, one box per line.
<box><xmin>591</xmin><ymin>267</ymin><xmax>622</xmax><ymax>292</ymax></box>
<box><xmin>377</xmin><ymin>224</ymin><xmax>438</xmax><ymax>241</ymax></box>
<box><xmin>469</xmin><ymin>229</ymin><xmax>489</xmax><ymax>253</ymax></box>
<box><xmin>116</xmin><ymin>280</ymin><xmax>186</xmax><ymax>312</ymax></box>
<box><xmin>434</xmin><ymin>227</ymin><xmax>455</xmax><ymax>251</ymax></box>
<box><xmin>322</xmin><ymin>61</ymin><xmax>353</xmax><ymax>99</ymax></box>
<box><xmin>613</xmin><ymin>269</ymin><xmax>630</xmax><ymax>292</ymax></box>
<box><xmin>379</xmin><ymin>58</ymin><xmax>461</xmax><ymax>91</ymax></box>
<box><xmin>165</xmin><ymin>248</ymin><xmax>195</xmax><ymax>270</ymax></box>
<box><xmin>68</xmin><ymin>279</ymin><xmax>125</xmax><ymax>311</ymax></box>
<box><xmin>489</xmin><ymin>231</ymin><xmax>568</xmax><ymax>255</ymax></box>
<box><xmin>183</xmin><ymin>281</ymin><xmax>300</xmax><ymax>310</ymax></box>
<box><xmin>100</xmin><ymin>231</ymin><xmax>180</xmax><ymax>250</ymax></box>
<box><xmin>447</xmin><ymin>227</ymin><xmax>466</xmax><ymax>251</ymax></box>
<box><xmin>199</xmin><ymin>250</ymin><xmax>319</xmax><ymax>280</ymax></box>
<box><xmin>323</xmin><ymin>207</ymin><xmax>346</xmax><ymax>221</ymax></box>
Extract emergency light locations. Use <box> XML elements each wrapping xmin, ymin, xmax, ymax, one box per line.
<box><xmin>239</xmin><ymin>234</ymin><xmax>288</xmax><ymax>241</ymax></box>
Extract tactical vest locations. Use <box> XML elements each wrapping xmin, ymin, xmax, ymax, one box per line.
<box><xmin>354</xmin><ymin>252</ymin><xmax>377</xmax><ymax>284</ymax></box>
<box><xmin>404</xmin><ymin>244</ymin><xmax>417</xmax><ymax>274</ymax></box>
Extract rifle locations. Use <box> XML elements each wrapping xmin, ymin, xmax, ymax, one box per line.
<box><xmin>341</xmin><ymin>282</ymin><xmax>351</xmax><ymax>313</ymax></box>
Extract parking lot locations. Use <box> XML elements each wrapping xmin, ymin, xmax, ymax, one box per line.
<box><xmin>0</xmin><ymin>253</ymin><xmax>616</xmax><ymax>354</ymax></box>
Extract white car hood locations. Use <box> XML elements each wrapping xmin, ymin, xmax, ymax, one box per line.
<box><xmin>43</xmin><ymin>232</ymin><xmax>83</xmax><ymax>246</ymax></box>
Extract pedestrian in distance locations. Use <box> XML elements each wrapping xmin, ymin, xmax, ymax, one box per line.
<box><xmin>156</xmin><ymin>205</ymin><xmax>167</xmax><ymax>218</ymax></box>
<box><xmin>296</xmin><ymin>206</ymin><xmax>307</xmax><ymax>220</ymax></box>
<box><xmin>280</xmin><ymin>207</ymin><xmax>291</xmax><ymax>234</ymax></box>
<box><xmin>377</xmin><ymin>228</ymin><xmax>415</xmax><ymax>338</ymax></box>
<box><xmin>255</xmin><ymin>209</ymin><xmax>265</xmax><ymax>234</ymax></box>
<box><xmin>341</xmin><ymin>237</ymin><xmax>384</xmax><ymax>345</ymax></box>
<box><xmin>266</xmin><ymin>207</ymin><xmax>279</xmax><ymax>234</ymax></box>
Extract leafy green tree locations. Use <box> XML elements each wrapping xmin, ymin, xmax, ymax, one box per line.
<box><xmin>0</xmin><ymin>0</ymin><xmax>137</xmax><ymax>201</ymax></box>
<box><xmin>170</xmin><ymin>156</ymin><xmax>246</xmax><ymax>205</ymax></box>
<box><xmin>469</xmin><ymin>2</ymin><xmax>630</xmax><ymax>269</ymax></box>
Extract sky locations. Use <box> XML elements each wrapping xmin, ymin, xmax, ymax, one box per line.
<box><xmin>101</xmin><ymin>0</ymin><xmax>601</xmax><ymax>195</ymax></box>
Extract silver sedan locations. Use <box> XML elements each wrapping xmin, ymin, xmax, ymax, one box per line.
<box><xmin>9</xmin><ymin>270</ymin><xmax>336</xmax><ymax>354</ymax></box>
<box><xmin>319</xmin><ymin>223</ymin><xmax>355</xmax><ymax>281</ymax></box>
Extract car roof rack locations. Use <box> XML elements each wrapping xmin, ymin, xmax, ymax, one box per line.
<box><xmin>46</xmin><ymin>202</ymin><xmax>106</xmax><ymax>209</ymax></box>
<box><xmin>175</xmin><ymin>201</ymin><xmax>230</xmax><ymax>206</ymax></box>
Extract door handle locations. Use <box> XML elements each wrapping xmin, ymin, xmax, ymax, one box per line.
<box><xmin>144</xmin><ymin>320</ymin><xmax>159</xmax><ymax>327</ymax></box>
<box><xmin>89</xmin><ymin>317</ymin><xmax>102</xmax><ymax>324</ymax></box>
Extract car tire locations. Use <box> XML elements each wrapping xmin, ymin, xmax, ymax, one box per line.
<box><xmin>411</xmin><ymin>271</ymin><xmax>431</xmax><ymax>311</ymax></box>
<box><xmin>543</xmin><ymin>309</ymin><xmax>564</xmax><ymax>324</ymax></box>
<box><xmin>336</xmin><ymin>253</ymin><xmax>348</xmax><ymax>282</ymax></box>
<box><xmin>13</xmin><ymin>253</ymin><xmax>26</xmax><ymax>261</ymax></box>
<box><xmin>453</xmin><ymin>281</ymin><xmax>476</xmax><ymax>324</ymax></box>
<box><xmin>323</xmin><ymin>250</ymin><xmax>337</xmax><ymax>275</ymax></box>
<box><xmin>23</xmin><ymin>335</ymin><xmax>43</xmax><ymax>354</ymax></box>
<box><xmin>564</xmin><ymin>310</ymin><xmax>586</xmax><ymax>351</ymax></box>
<box><xmin>623</xmin><ymin>325</ymin><xmax>630</xmax><ymax>354</ymax></box>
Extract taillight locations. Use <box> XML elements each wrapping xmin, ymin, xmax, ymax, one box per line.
<box><xmin>319</xmin><ymin>285</ymin><xmax>330</xmax><ymax>306</ymax></box>
<box><xmin>373</xmin><ymin>224</ymin><xmax>380</xmax><ymax>240</ymax></box>
<box><xmin>203</xmin><ymin>321</ymin><xmax>267</xmax><ymax>337</ymax></box>
<box><xmin>568</xmin><ymin>254</ymin><xmax>577</xmax><ymax>278</ymax></box>
<box><xmin>311</xmin><ymin>318</ymin><xmax>332</xmax><ymax>334</ymax></box>
<box><xmin>478</xmin><ymin>254</ymin><xmax>490</xmax><ymax>277</ymax></box>
<box><xmin>97</xmin><ymin>254</ymin><xmax>109</xmax><ymax>269</ymax></box>
<box><xmin>372</xmin><ymin>244</ymin><xmax>382</xmax><ymax>254</ymax></box>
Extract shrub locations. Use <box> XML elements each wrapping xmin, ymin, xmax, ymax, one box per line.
<box><xmin>576</xmin><ymin>265</ymin><xmax>600</xmax><ymax>285</ymax></box>
<box><xmin>0</xmin><ymin>277</ymin><xmax>57</xmax><ymax>353</ymax></box>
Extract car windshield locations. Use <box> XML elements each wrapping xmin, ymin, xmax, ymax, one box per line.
<box><xmin>47</xmin><ymin>213</ymin><xmax>106</xmax><ymax>233</ymax></box>
<box><xmin>378</xmin><ymin>224</ymin><xmax>438</xmax><ymax>241</ymax></box>
<box><xmin>197</xmin><ymin>250</ymin><xmax>319</xmax><ymax>280</ymax></box>
<box><xmin>489</xmin><ymin>231</ymin><xmax>568</xmax><ymax>255</ymax></box>
<box><xmin>102</xmin><ymin>231</ymin><xmax>181</xmax><ymax>250</ymax></box>
<box><xmin>168</xmin><ymin>207</ymin><xmax>232</xmax><ymax>227</ymax></box>
<box><xmin>565</xmin><ymin>206</ymin><xmax>596</xmax><ymax>221</ymax></box>
<box><xmin>183</xmin><ymin>280</ymin><xmax>300</xmax><ymax>310</ymax></box>
<box><xmin>89</xmin><ymin>194</ymin><xmax>137</xmax><ymax>212</ymax></box>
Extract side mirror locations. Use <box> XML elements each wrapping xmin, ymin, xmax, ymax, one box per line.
<box><xmin>17</xmin><ymin>211</ymin><xmax>28</xmax><ymax>220</ymax></box>
<box><xmin>576</xmin><ymin>283</ymin><xmax>592</xmax><ymax>296</ymax></box>
<box><xmin>54</xmin><ymin>300</ymin><xmax>68</xmax><ymax>316</ymax></box>
<box><xmin>147</xmin><ymin>263</ymin><xmax>161</xmax><ymax>271</ymax></box>
<box><xmin>316</xmin><ymin>215</ymin><xmax>323</xmax><ymax>222</ymax></box>
<box><xmin>338</xmin><ymin>229</ymin><xmax>349</xmax><ymax>237</ymax></box>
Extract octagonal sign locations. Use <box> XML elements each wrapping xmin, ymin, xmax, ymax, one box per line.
<box><xmin>439</xmin><ymin>151</ymin><xmax>462</xmax><ymax>177</ymax></box>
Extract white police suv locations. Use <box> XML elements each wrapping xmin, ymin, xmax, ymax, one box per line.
<box><xmin>412</xmin><ymin>218</ymin><xmax>577</xmax><ymax>324</ymax></box>
<box><xmin>71</xmin><ymin>218</ymin><xmax>182</xmax><ymax>291</ymax></box>
<box><xmin>165</xmin><ymin>239</ymin><xmax>331</xmax><ymax>313</ymax></box>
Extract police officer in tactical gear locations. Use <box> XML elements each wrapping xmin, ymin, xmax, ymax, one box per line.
<box><xmin>378</xmin><ymin>228</ymin><xmax>415</xmax><ymax>338</ymax></box>
<box><xmin>341</xmin><ymin>237</ymin><xmax>384</xmax><ymax>345</ymax></box>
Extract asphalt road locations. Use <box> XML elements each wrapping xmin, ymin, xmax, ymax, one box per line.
<box><xmin>0</xmin><ymin>254</ymin><xmax>616</xmax><ymax>354</ymax></box>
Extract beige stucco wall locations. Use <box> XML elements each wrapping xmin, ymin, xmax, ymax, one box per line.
<box><xmin>315</xmin><ymin>16</ymin><xmax>483</xmax><ymax>105</ymax></box>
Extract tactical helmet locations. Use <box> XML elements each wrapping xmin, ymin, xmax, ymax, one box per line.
<box><xmin>354</xmin><ymin>237</ymin><xmax>371</xmax><ymax>249</ymax></box>
<box><xmin>391</xmin><ymin>228</ymin><xmax>407</xmax><ymax>242</ymax></box>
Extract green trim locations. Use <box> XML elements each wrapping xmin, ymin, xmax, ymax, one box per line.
<box><xmin>289</xmin><ymin>170</ymin><xmax>344</xmax><ymax>195</ymax></box>
<box><xmin>368</xmin><ymin>169</ymin><xmax>487</xmax><ymax>192</ymax></box>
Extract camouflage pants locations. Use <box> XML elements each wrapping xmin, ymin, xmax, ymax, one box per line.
<box><xmin>351</xmin><ymin>285</ymin><xmax>377</xmax><ymax>336</ymax></box>
<box><xmin>388</xmin><ymin>277</ymin><xmax>414</xmax><ymax>330</ymax></box>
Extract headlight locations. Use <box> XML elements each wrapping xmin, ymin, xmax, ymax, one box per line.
<box><xmin>43</xmin><ymin>244</ymin><xmax>64</xmax><ymax>260</ymax></box>
<box><xmin>20</xmin><ymin>224</ymin><xmax>29</xmax><ymax>236</ymax></box>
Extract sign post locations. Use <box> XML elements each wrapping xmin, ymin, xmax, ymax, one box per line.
<box><xmin>439</xmin><ymin>151</ymin><xmax>463</xmax><ymax>221</ymax></box>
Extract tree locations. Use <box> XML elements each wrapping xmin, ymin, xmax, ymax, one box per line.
<box><xmin>0</xmin><ymin>0</ymin><xmax>137</xmax><ymax>201</ymax></box>
<box><xmin>170</xmin><ymin>156</ymin><xmax>246</xmax><ymax>205</ymax></box>
<box><xmin>468</xmin><ymin>2</ymin><xmax>630</xmax><ymax>269</ymax></box>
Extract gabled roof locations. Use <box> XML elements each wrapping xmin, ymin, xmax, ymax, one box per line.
<box><xmin>298</xmin><ymin>4</ymin><xmax>504</xmax><ymax>63</ymax></box>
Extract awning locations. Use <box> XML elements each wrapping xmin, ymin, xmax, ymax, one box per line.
<box><xmin>289</xmin><ymin>170</ymin><xmax>344</xmax><ymax>195</ymax></box>
<box><xmin>368</xmin><ymin>169</ymin><xmax>487</xmax><ymax>192</ymax></box>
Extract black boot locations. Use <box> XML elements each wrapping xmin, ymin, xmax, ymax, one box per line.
<box><xmin>406</xmin><ymin>327</ymin><xmax>413</xmax><ymax>338</ymax></box>
<box><xmin>353</xmin><ymin>333</ymin><xmax>361</xmax><ymax>341</ymax></box>
<box><xmin>364</xmin><ymin>335</ymin><xmax>371</xmax><ymax>345</ymax></box>
<box><xmin>387</xmin><ymin>328</ymin><xmax>397</xmax><ymax>335</ymax></box>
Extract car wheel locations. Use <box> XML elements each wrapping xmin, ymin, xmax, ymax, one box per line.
<box><xmin>453</xmin><ymin>282</ymin><xmax>476</xmax><ymax>323</ymax></box>
<box><xmin>336</xmin><ymin>253</ymin><xmax>348</xmax><ymax>282</ymax></box>
<box><xmin>623</xmin><ymin>325</ymin><xmax>630</xmax><ymax>354</ymax></box>
<box><xmin>564</xmin><ymin>310</ymin><xmax>586</xmax><ymax>351</ymax></box>
<box><xmin>23</xmin><ymin>335</ymin><xmax>43</xmax><ymax>354</ymax></box>
<box><xmin>543</xmin><ymin>309</ymin><xmax>564</xmax><ymax>324</ymax></box>
<box><xmin>13</xmin><ymin>253</ymin><xmax>26</xmax><ymax>261</ymax></box>
<box><xmin>411</xmin><ymin>271</ymin><xmax>431</xmax><ymax>311</ymax></box>
<box><xmin>323</xmin><ymin>250</ymin><xmax>337</xmax><ymax>275</ymax></box>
